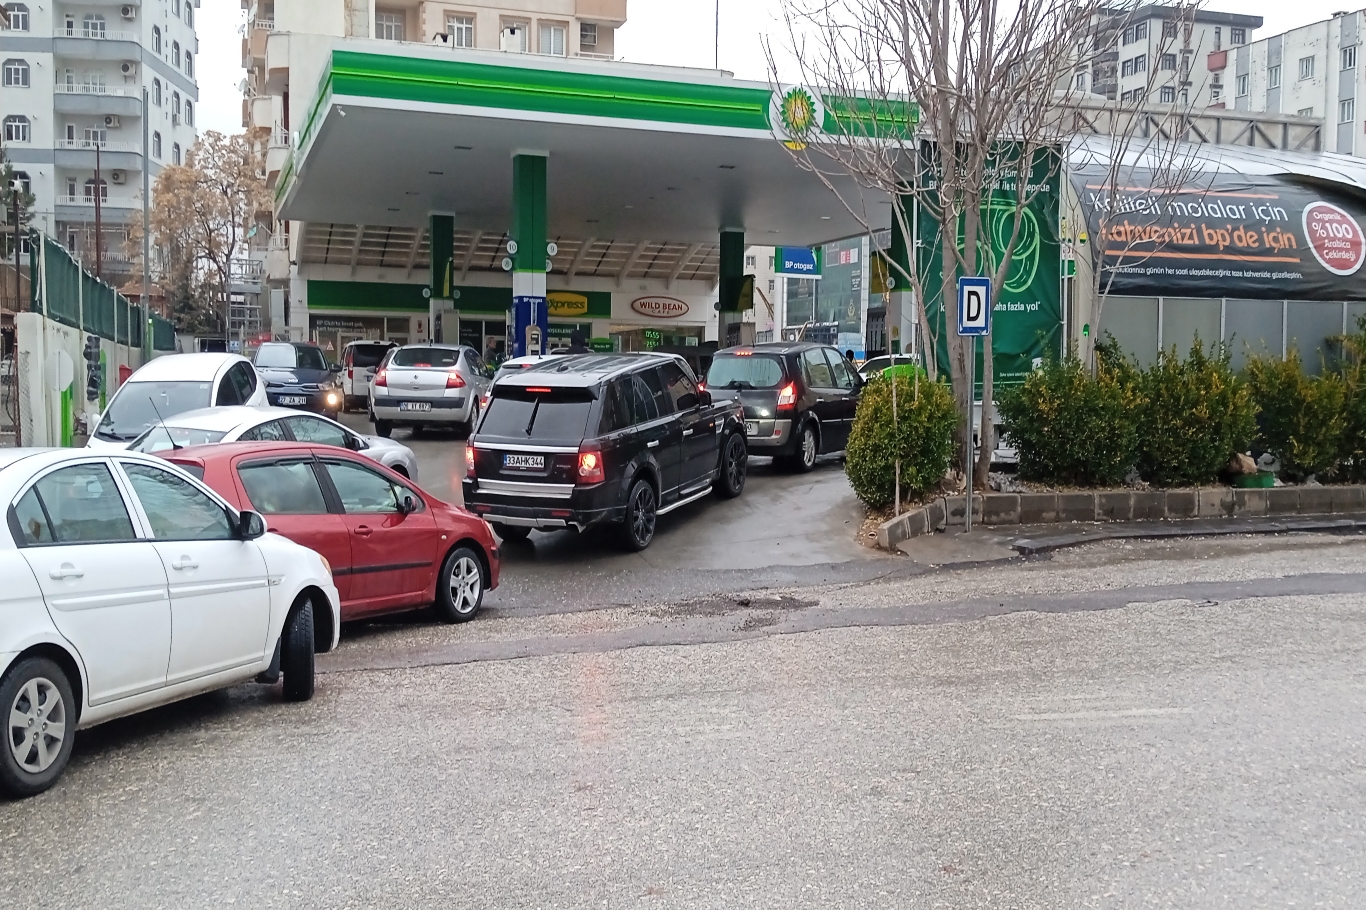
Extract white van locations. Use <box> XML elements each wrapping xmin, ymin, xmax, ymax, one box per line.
<box><xmin>340</xmin><ymin>340</ymin><xmax>397</xmax><ymax>412</ymax></box>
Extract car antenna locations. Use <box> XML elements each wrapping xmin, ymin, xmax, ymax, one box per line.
<box><xmin>147</xmin><ymin>396</ymin><xmax>182</xmax><ymax>451</ymax></box>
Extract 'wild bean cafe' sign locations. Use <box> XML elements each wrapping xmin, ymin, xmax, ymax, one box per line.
<box><xmin>1072</xmin><ymin>167</ymin><xmax>1366</xmax><ymax>300</ymax></box>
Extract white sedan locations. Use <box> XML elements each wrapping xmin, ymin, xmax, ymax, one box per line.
<box><xmin>125</xmin><ymin>406</ymin><xmax>421</xmax><ymax>481</ymax></box>
<box><xmin>0</xmin><ymin>448</ymin><xmax>340</xmax><ymax>798</ymax></box>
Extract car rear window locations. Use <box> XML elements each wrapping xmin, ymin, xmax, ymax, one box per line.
<box><xmin>392</xmin><ymin>347</ymin><xmax>460</xmax><ymax>368</ymax></box>
<box><xmin>706</xmin><ymin>354</ymin><xmax>786</xmax><ymax>390</ymax></box>
<box><xmin>349</xmin><ymin>344</ymin><xmax>392</xmax><ymax>368</ymax></box>
<box><xmin>480</xmin><ymin>388</ymin><xmax>594</xmax><ymax>440</ymax></box>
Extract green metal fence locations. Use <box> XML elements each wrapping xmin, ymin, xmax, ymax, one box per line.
<box><xmin>29</xmin><ymin>233</ymin><xmax>176</xmax><ymax>351</ymax></box>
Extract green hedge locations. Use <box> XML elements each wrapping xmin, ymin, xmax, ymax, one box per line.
<box><xmin>845</xmin><ymin>371</ymin><xmax>957</xmax><ymax>509</ymax></box>
<box><xmin>1245</xmin><ymin>350</ymin><xmax>1347</xmax><ymax>482</ymax></box>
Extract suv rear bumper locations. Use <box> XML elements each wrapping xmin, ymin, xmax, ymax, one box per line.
<box><xmin>461</xmin><ymin>478</ymin><xmax>623</xmax><ymax>531</ymax></box>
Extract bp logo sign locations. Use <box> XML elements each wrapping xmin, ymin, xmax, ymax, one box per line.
<box><xmin>770</xmin><ymin>86</ymin><xmax>825</xmax><ymax>148</ymax></box>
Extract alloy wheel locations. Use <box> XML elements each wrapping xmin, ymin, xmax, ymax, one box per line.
<box><xmin>447</xmin><ymin>555</ymin><xmax>482</xmax><ymax>615</ymax></box>
<box><xmin>632</xmin><ymin>485</ymin><xmax>657</xmax><ymax>545</ymax></box>
<box><xmin>726</xmin><ymin>437</ymin><xmax>746</xmax><ymax>490</ymax></box>
<box><xmin>802</xmin><ymin>426</ymin><xmax>817</xmax><ymax>468</ymax></box>
<box><xmin>8</xmin><ymin>677</ymin><xmax>66</xmax><ymax>775</ymax></box>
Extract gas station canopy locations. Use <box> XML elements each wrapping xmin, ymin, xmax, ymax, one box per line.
<box><xmin>276</xmin><ymin>45</ymin><xmax>914</xmax><ymax>279</ymax></box>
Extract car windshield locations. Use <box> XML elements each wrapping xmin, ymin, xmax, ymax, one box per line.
<box><xmin>129</xmin><ymin>426</ymin><xmax>229</xmax><ymax>453</ymax></box>
<box><xmin>256</xmin><ymin>344</ymin><xmax>329</xmax><ymax>371</ymax></box>
<box><xmin>861</xmin><ymin>357</ymin><xmax>889</xmax><ymax>373</ymax></box>
<box><xmin>480</xmin><ymin>388</ymin><xmax>594</xmax><ymax>440</ymax></box>
<box><xmin>94</xmin><ymin>381</ymin><xmax>213</xmax><ymax>441</ymax></box>
<box><xmin>706</xmin><ymin>354</ymin><xmax>785</xmax><ymax>390</ymax></box>
<box><xmin>392</xmin><ymin>347</ymin><xmax>461</xmax><ymax>368</ymax></box>
<box><xmin>349</xmin><ymin>344</ymin><xmax>392</xmax><ymax>368</ymax></box>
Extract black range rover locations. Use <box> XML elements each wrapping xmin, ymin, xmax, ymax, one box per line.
<box><xmin>463</xmin><ymin>354</ymin><xmax>749</xmax><ymax>550</ymax></box>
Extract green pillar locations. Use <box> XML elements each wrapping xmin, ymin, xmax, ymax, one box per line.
<box><xmin>429</xmin><ymin>214</ymin><xmax>455</xmax><ymax>299</ymax></box>
<box><xmin>888</xmin><ymin>193</ymin><xmax>915</xmax><ymax>356</ymax></box>
<box><xmin>512</xmin><ymin>154</ymin><xmax>547</xmax><ymax>280</ymax></box>
<box><xmin>718</xmin><ymin>231</ymin><xmax>745</xmax><ymax>311</ymax></box>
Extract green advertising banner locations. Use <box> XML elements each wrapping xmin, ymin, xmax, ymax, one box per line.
<box><xmin>917</xmin><ymin>149</ymin><xmax>1062</xmax><ymax>389</ymax></box>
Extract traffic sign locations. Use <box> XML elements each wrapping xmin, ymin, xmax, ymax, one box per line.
<box><xmin>956</xmin><ymin>276</ymin><xmax>992</xmax><ymax>336</ymax></box>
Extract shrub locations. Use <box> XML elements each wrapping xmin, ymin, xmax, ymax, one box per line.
<box><xmin>1244</xmin><ymin>350</ymin><xmax>1347</xmax><ymax>482</ymax></box>
<box><xmin>1334</xmin><ymin>320</ymin><xmax>1366</xmax><ymax>482</ymax></box>
<box><xmin>997</xmin><ymin>356</ymin><xmax>1139</xmax><ymax>487</ymax></box>
<box><xmin>1135</xmin><ymin>341</ymin><xmax>1256</xmax><ymax>487</ymax></box>
<box><xmin>845</xmin><ymin>371</ymin><xmax>958</xmax><ymax>508</ymax></box>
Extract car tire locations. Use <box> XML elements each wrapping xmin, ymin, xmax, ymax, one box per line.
<box><xmin>618</xmin><ymin>478</ymin><xmax>658</xmax><ymax>552</ymax></box>
<box><xmin>435</xmin><ymin>546</ymin><xmax>485</xmax><ymax>624</ymax></box>
<box><xmin>491</xmin><ymin>523</ymin><xmax>531</xmax><ymax>542</ymax></box>
<box><xmin>0</xmin><ymin>656</ymin><xmax>77</xmax><ymax>799</ymax></box>
<box><xmin>280</xmin><ymin>598</ymin><xmax>315</xmax><ymax>703</ymax></box>
<box><xmin>787</xmin><ymin>421</ymin><xmax>819</xmax><ymax>473</ymax></box>
<box><xmin>374</xmin><ymin>419</ymin><xmax>393</xmax><ymax>438</ymax></box>
<box><xmin>463</xmin><ymin>402</ymin><xmax>480</xmax><ymax>439</ymax></box>
<box><xmin>715</xmin><ymin>432</ymin><xmax>748</xmax><ymax>499</ymax></box>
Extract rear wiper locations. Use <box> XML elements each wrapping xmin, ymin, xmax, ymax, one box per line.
<box><xmin>524</xmin><ymin>398</ymin><xmax>541</xmax><ymax>436</ymax></box>
<box><xmin>724</xmin><ymin>381</ymin><xmax>752</xmax><ymax>390</ymax></box>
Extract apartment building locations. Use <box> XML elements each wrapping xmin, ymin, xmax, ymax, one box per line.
<box><xmin>1230</xmin><ymin>10</ymin><xmax>1366</xmax><ymax>156</ymax></box>
<box><xmin>1079</xmin><ymin>6</ymin><xmax>1262</xmax><ymax>109</ymax></box>
<box><xmin>241</xmin><ymin>0</ymin><xmax>628</xmax><ymax>339</ymax></box>
<box><xmin>0</xmin><ymin>0</ymin><xmax>200</xmax><ymax>285</ymax></box>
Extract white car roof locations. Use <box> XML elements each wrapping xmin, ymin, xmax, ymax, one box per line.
<box><xmin>151</xmin><ymin>405</ymin><xmax>304</xmax><ymax>432</ymax></box>
<box><xmin>125</xmin><ymin>353</ymin><xmax>249</xmax><ymax>383</ymax></box>
<box><xmin>0</xmin><ymin>448</ymin><xmax>202</xmax><ymax>513</ymax></box>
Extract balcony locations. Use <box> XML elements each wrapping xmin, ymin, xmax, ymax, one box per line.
<box><xmin>53</xmin><ymin>28</ymin><xmax>142</xmax><ymax>62</ymax></box>
<box><xmin>229</xmin><ymin>257</ymin><xmax>265</xmax><ymax>294</ymax></box>
<box><xmin>53</xmin><ymin>140</ymin><xmax>145</xmax><ymax>172</ymax></box>
<box><xmin>54</xmin><ymin>193</ymin><xmax>141</xmax><ymax>225</ymax></box>
<box><xmin>53</xmin><ymin>84</ymin><xmax>144</xmax><ymax>118</ymax></box>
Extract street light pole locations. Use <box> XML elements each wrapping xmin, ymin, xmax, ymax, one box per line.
<box><xmin>715</xmin><ymin>0</ymin><xmax>720</xmax><ymax>70</ymax></box>
<box><xmin>141</xmin><ymin>86</ymin><xmax>150</xmax><ymax>356</ymax></box>
<box><xmin>93</xmin><ymin>142</ymin><xmax>103</xmax><ymax>280</ymax></box>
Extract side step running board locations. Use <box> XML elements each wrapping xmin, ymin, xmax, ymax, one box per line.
<box><xmin>657</xmin><ymin>485</ymin><xmax>712</xmax><ymax>516</ymax></box>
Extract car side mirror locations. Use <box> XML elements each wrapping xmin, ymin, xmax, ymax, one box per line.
<box><xmin>237</xmin><ymin>510</ymin><xmax>266</xmax><ymax>540</ymax></box>
<box><xmin>330</xmin><ymin>363</ymin><xmax>343</xmax><ymax>373</ymax></box>
<box><xmin>697</xmin><ymin>390</ymin><xmax>712</xmax><ymax>408</ymax></box>
<box><xmin>399</xmin><ymin>494</ymin><xmax>416</xmax><ymax>515</ymax></box>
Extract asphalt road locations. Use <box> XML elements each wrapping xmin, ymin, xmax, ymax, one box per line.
<box><xmin>5</xmin><ymin>532</ymin><xmax>1366</xmax><ymax>908</ymax></box>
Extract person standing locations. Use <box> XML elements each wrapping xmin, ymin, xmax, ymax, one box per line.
<box><xmin>566</xmin><ymin>330</ymin><xmax>591</xmax><ymax>355</ymax></box>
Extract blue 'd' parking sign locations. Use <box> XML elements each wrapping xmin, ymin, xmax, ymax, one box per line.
<box><xmin>956</xmin><ymin>276</ymin><xmax>992</xmax><ymax>336</ymax></box>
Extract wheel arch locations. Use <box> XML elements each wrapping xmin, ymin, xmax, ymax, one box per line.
<box><xmin>291</xmin><ymin>585</ymin><xmax>335</xmax><ymax>654</ymax></box>
<box><xmin>444</xmin><ymin>538</ymin><xmax>492</xmax><ymax>587</ymax></box>
<box><xmin>9</xmin><ymin>643</ymin><xmax>85</xmax><ymax>724</ymax></box>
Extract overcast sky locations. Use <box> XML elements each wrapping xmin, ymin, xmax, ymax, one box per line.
<box><xmin>195</xmin><ymin>0</ymin><xmax>1366</xmax><ymax>137</ymax></box>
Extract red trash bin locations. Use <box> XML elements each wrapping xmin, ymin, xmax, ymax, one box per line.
<box><xmin>117</xmin><ymin>364</ymin><xmax>133</xmax><ymax>388</ymax></box>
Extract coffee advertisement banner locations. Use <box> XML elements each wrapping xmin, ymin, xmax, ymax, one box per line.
<box><xmin>1072</xmin><ymin>167</ymin><xmax>1366</xmax><ymax>300</ymax></box>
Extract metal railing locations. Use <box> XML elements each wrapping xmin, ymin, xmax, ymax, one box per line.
<box><xmin>55</xmin><ymin>139</ymin><xmax>140</xmax><ymax>152</ymax></box>
<box><xmin>56</xmin><ymin>194</ymin><xmax>138</xmax><ymax>207</ymax></box>
<box><xmin>231</xmin><ymin>258</ymin><xmax>266</xmax><ymax>282</ymax></box>
<box><xmin>55</xmin><ymin>84</ymin><xmax>136</xmax><ymax>96</ymax></box>
<box><xmin>251</xmin><ymin>18</ymin><xmax>275</xmax><ymax>32</ymax></box>
<box><xmin>269</xmin><ymin>130</ymin><xmax>291</xmax><ymax>148</ymax></box>
<box><xmin>55</xmin><ymin>28</ymin><xmax>139</xmax><ymax>41</ymax></box>
<box><xmin>268</xmin><ymin>235</ymin><xmax>289</xmax><ymax>251</ymax></box>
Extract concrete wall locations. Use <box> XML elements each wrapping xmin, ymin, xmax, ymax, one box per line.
<box><xmin>15</xmin><ymin>311</ymin><xmax>147</xmax><ymax>447</ymax></box>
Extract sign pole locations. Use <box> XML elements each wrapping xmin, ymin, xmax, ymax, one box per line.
<box><xmin>965</xmin><ymin>336</ymin><xmax>973</xmax><ymax>532</ymax></box>
<box><xmin>955</xmin><ymin>276</ymin><xmax>992</xmax><ymax>534</ymax></box>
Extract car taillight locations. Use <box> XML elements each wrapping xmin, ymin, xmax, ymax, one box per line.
<box><xmin>697</xmin><ymin>381</ymin><xmax>706</xmax><ymax>392</ymax></box>
<box><xmin>777</xmin><ymin>382</ymin><xmax>797</xmax><ymax>409</ymax></box>
<box><xmin>464</xmin><ymin>445</ymin><xmax>476</xmax><ymax>477</ymax></box>
<box><xmin>577</xmin><ymin>447</ymin><xmax>604</xmax><ymax>484</ymax></box>
<box><xmin>446</xmin><ymin>370</ymin><xmax>466</xmax><ymax>389</ymax></box>
<box><xmin>347</xmin><ymin>368</ymin><xmax>354</xmax><ymax>379</ymax></box>
<box><xmin>374</xmin><ymin>368</ymin><xmax>387</xmax><ymax>387</ymax></box>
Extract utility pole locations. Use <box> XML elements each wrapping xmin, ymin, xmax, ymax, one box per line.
<box><xmin>10</xmin><ymin>180</ymin><xmax>19</xmax><ymax>311</ymax></box>
<box><xmin>141</xmin><ymin>86</ymin><xmax>150</xmax><ymax>356</ymax></box>
<box><xmin>93</xmin><ymin>142</ymin><xmax>103</xmax><ymax>280</ymax></box>
<box><xmin>714</xmin><ymin>0</ymin><xmax>720</xmax><ymax>70</ymax></box>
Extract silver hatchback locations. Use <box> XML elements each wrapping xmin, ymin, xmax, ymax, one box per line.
<box><xmin>369</xmin><ymin>343</ymin><xmax>490</xmax><ymax>437</ymax></box>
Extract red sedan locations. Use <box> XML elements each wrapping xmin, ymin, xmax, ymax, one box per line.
<box><xmin>163</xmin><ymin>442</ymin><xmax>499</xmax><ymax>624</ymax></box>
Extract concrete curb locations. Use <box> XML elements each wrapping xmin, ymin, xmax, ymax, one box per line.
<box><xmin>1012</xmin><ymin>516</ymin><xmax>1366</xmax><ymax>556</ymax></box>
<box><xmin>876</xmin><ymin>485</ymin><xmax>1366</xmax><ymax>551</ymax></box>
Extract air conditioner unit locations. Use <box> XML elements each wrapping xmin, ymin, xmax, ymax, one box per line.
<box><xmin>110</xmin><ymin>170</ymin><xmax>126</xmax><ymax>185</ymax></box>
<box><xmin>104</xmin><ymin>115</ymin><xmax>121</xmax><ymax>128</ymax></box>
<box><xmin>120</xmin><ymin>5</ymin><xmax>136</xmax><ymax>19</ymax></box>
<box><xmin>120</xmin><ymin>62</ymin><xmax>137</xmax><ymax>77</ymax></box>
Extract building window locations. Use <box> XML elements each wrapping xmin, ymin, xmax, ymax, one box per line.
<box><xmin>153</xmin><ymin>26</ymin><xmax>161</xmax><ymax>54</ymax></box>
<box><xmin>1213</xmin><ymin>27</ymin><xmax>1221</xmax><ymax>51</ymax></box>
<box><xmin>1269</xmin><ymin>64</ymin><xmax>1281</xmax><ymax>88</ymax></box>
<box><xmin>1160</xmin><ymin>53</ymin><xmax>1176</xmax><ymax>71</ymax></box>
<box><xmin>1211</xmin><ymin>86</ymin><xmax>1222</xmax><ymax>102</ymax></box>
<box><xmin>82</xmin><ymin>70</ymin><xmax>106</xmax><ymax>93</ymax></box>
<box><xmin>3</xmin><ymin>4</ymin><xmax>29</xmax><ymax>31</ymax></box>
<box><xmin>2</xmin><ymin>114</ymin><xmax>29</xmax><ymax>142</ymax></box>
<box><xmin>767</xmin><ymin>279</ymin><xmax>775</xmax><ymax>293</ymax></box>
<box><xmin>185</xmin><ymin>51</ymin><xmax>193</xmax><ymax>77</ymax></box>
<box><xmin>1299</xmin><ymin>56</ymin><xmax>1315</xmax><ymax>80</ymax></box>
<box><xmin>153</xmin><ymin>131</ymin><xmax>162</xmax><ymax>158</ymax></box>
<box><xmin>172</xmin><ymin>91</ymin><xmax>181</xmax><ymax>122</ymax></box>
<box><xmin>172</xmin><ymin>41</ymin><xmax>181</xmax><ymax>67</ymax></box>
<box><xmin>84</xmin><ymin>179</ymin><xmax>108</xmax><ymax>201</ymax></box>
<box><xmin>375</xmin><ymin>11</ymin><xmax>405</xmax><ymax>41</ymax></box>
<box><xmin>83</xmin><ymin>127</ymin><xmax>107</xmax><ymax>147</ymax></box>
<box><xmin>1343</xmin><ymin>46</ymin><xmax>1357</xmax><ymax>71</ymax></box>
<box><xmin>1341</xmin><ymin>98</ymin><xmax>1355</xmax><ymax>122</ymax></box>
<box><xmin>172</xmin><ymin>0</ymin><xmax>180</xmax><ymax>17</ymax></box>
<box><xmin>446</xmin><ymin>14</ymin><xmax>473</xmax><ymax>48</ymax></box>
<box><xmin>1231</xmin><ymin>27</ymin><xmax>1246</xmax><ymax>45</ymax></box>
<box><xmin>184</xmin><ymin>100</ymin><xmax>193</xmax><ymax>126</ymax></box>
<box><xmin>539</xmin><ymin>23</ymin><xmax>566</xmax><ymax>56</ymax></box>
<box><xmin>1162</xmin><ymin>19</ymin><xmax>1177</xmax><ymax>39</ymax></box>
<box><xmin>11</xmin><ymin>170</ymin><xmax>29</xmax><ymax>195</ymax></box>
<box><xmin>184</xmin><ymin>3</ymin><xmax>192</xmax><ymax>27</ymax></box>
<box><xmin>745</xmin><ymin>254</ymin><xmax>757</xmax><ymax>267</ymax></box>
<box><xmin>1121</xmin><ymin>55</ymin><xmax>1146</xmax><ymax>77</ymax></box>
<box><xmin>82</xmin><ymin>13</ymin><xmax>105</xmax><ymax>38</ymax></box>
<box><xmin>1075</xmin><ymin>71</ymin><xmax>1086</xmax><ymax>89</ymax></box>
<box><xmin>153</xmin><ymin>78</ymin><xmax>162</xmax><ymax>106</ymax></box>
<box><xmin>2</xmin><ymin>58</ymin><xmax>28</xmax><ymax>87</ymax></box>
<box><xmin>1160</xmin><ymin>85</ymin><xmax>1176</xmax><ymax>103</ymax></box>
<box><xmin>1236</xmin><ymin>74</ymin><xmax>1248</xmax><ymax>96</ymax></box>
<box><xmin>580</xmin><ymin>22</ymin><xmax>598</xmax><ymax>49</ymax></box>
<box><xmin>501</xmin><ymin>21</ymin><xmax>528</xmax><ymax>52</ymax></box>
<box><xmin>172</xmin><ymin>143</ymin><xmax>181</xmax><ymax>166</ymax></box>
<box><xmin>1299</xmin><ymin>106</ymin><xmax>1315</xmax><ymax>116</ymax></box>
<box><xmin>1122</xmin><ymin>21</ymin><xmax>1147</xmax><ymax>45</ymax></box>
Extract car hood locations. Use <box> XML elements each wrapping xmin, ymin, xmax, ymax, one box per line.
<box><xmin>259</xmin><ymin>367</ymin><xmax>333</xmax><ymax>386</ymax></box>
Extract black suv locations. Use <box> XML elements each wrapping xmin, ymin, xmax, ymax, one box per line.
<box><xmin>463</xmin><ymin>354</ymin><xmax>748</xmax><ymax>550</ymax></box>
<box><xmin>705</xmin><ymin>342</ymin><xmax>863</xmax><ymax>471</ymax></box>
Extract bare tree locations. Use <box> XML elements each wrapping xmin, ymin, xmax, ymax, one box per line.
<box><xmin>768</xmin><ymin>0</ymin><xmax>1149</xmax><ymax>490</ymax></box>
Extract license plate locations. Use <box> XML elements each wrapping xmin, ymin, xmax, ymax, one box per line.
<box><xmin>399</xmin><ymin>402</ymin><xmax>432</xmax><ymax>412</ymax></box>
<box><xmin>503</xmin><ymin>454</ymin><xmax>545</xmax><ymax>470</ymax></box>
<box><xmin>744</xmin><ymin>421</ymin><xmax>759</xmax><ymax>436</ymax></box>
<box><xmin>279</xmin><ymin>396</ymin><xmax>307</xmax><ymax>406</ymax></box>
